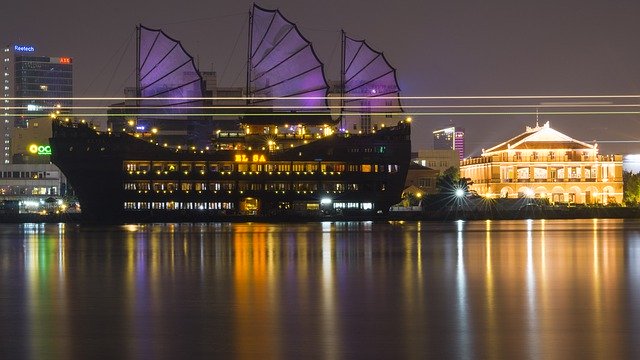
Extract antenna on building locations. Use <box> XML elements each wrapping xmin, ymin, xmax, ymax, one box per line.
<box><xmin>535</xmin><ymin>108</ymin><xmax>539</xmax><ymax>127</ymax></box>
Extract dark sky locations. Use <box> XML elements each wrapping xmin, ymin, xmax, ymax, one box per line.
<box><xmin>3</xmin><ymin>0</ymin><xmax>640</xmax><ymax>154</ymax></box>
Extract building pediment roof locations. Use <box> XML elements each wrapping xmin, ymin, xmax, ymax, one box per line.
<box><xmin>483</xmin><ymin>121</ymin><xmax>595</xmax><ymax>154</ymax></box>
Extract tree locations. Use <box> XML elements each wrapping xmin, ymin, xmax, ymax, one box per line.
<box><xmin>436</xmin><ymin>166</ymin><xmax>472</xmax><ymax>195</ymax></box>
<box><xmin>623</xmin><ymin>171</ymin><xmax>640</xmax><ymax>206</ymax></box>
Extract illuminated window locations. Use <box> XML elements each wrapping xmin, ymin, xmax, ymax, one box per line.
<box><xmin>361</xmin><ymin>164</ymin><xmax>371</xmax><ymax>172</ymax></box>
<box><xmin>180</xmin><ymin>163</ymin><xmax>192</xmax><ymax>173</ymax></box>
<box><xmin>221</xmin><ymin>182</ymin><xmax>234</xmax><ymax>190</ymax></box>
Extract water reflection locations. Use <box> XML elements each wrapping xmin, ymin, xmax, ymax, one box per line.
<box><xmin>1</xmin><ymin>220</ymin><xmax>640</xmax><ymax>358</ymax></box>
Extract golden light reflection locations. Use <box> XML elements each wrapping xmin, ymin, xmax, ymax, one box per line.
<box><xmin>484</xmin><ymin>220</ymin><xmax>498</xmax><ymax>360</ymax></box>
<box><xmin>471</xmin><ymin>219</ymin><xmax>628</xmax><ymax>358</ymax></box>
<box><xmin>24</xmin><ymin>224</ymin><xmax>71</xmax><ymax>360</ymax></box>
<box><xmin>456</xmin><ymin>220</ymin><xmax>471</xmax><ymax>359</ymax></box>
<box><xmin>233</xmin><ymin>224</ymin><xmax>282</xmax><ymax>359</ymax></box>
<box><xmin>320</xmin><ymin>230</ymin><xmax>340</xmax><ymax>359</ymax></box>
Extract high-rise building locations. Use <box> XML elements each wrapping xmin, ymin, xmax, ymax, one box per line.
<box><xmin>1</xmin><ymin>44</ymin><xmax>72</xmax><ymax>204</ymax></box>
<box><xmin>433</xmin><ymin>126</ymin><xmax>465</xmax><ymax>160</ymax></box>
<box><xmin>2</xmin><ymin>44</ymin><xmax>73</xmax><ymax>164</ymax></box>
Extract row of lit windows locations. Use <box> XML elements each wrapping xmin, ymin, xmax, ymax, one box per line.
<box><xmin>15</xmin><ymin>84</ymin><xmax>72</xmax><ymax>92</ymax></box>
<box><xmin>14</xmin><ymin>99</ymin><xmax>72</xmax><ymax>107</ymax></box>
<box><xmin>14</xmin><ymin>90</ymin><xmax>72</xmax><ymax>97</ymax></box>
<box><xmin>334</xmin><ymin>202</ymin><xmax>373</xmax><ymax>210</ymax></box>
<box><xmin>122</xmin><ymin>201</ymin><xmax>374</xmax><ymax>211</ymax></box>
<box><xmin>125</xmin><ymin>161</ymin><xmax>399</xmax><ymax>175</ymax></box>
<box><xmin>15</xmin><ymin>71</ymin><xmax>72</xmax><ymax>79</ymax></box>
<box><xmin>124</xmin><ymin>181</ymin><xmax>366</xmax><ymax>192</ymax></box>
<box><xmin>15</xmin><ymin>62</ymin><xmax>72</xmax><ymax>70</ymax></box>
<box><xmin>124</xmin><ymin>202</ymin><xmax>234</xmax><ymax>210</ymax></box>
<box><xmin>0</xmin><ymin>186</ymin><xmax>57</xmax><ymax>195</ymax></box>
<box><xmin>348</xmin><ymin>146</ymin><xmax>387</xmax><ymax>153</ymax></box>
<box><xmin>16</xmin><ymin>76</ymin><xmax>72</xmax><ymax>84</ymax></box>
<box><xmin>0</xmin><ymin>171</ymin><xmax>58</xmax><ymax>179</ymax></box>
<box><xmin>125</xmin><ymin>161</ymin><xmax>346</xmax><ymax>173</ymax></box>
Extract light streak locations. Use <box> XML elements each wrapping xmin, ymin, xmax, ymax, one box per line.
<box><xmin>7</xmin><ymin>103</ymin><xmax>640</xmax><ymax>111</ymax></box>
<box><xmin>5</xmin><ymin>94</ymin><xmax>640</xmax><ymax>117</ymax></box>
<box><xmin>6</xmin><ymin>111</ymin><xmax>640</xmax><ymax>117</ymax></box>
<box><xmin>5</xmin><ymin>94</ymin><xmax>640</xmax><ymax>101</ymax></box>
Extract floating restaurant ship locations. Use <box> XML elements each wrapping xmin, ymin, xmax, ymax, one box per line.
<box><xmin>50</xmin><ymin>4</ymin><xmax>411</xmax><ymax>222</ymax></box>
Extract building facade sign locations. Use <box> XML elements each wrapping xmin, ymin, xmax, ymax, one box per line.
<box><xmin>28</xmin><ymin>144</ymin><xmax>51</xmax><ymax>156</ymax></box>
<box><xmin>14</xmin><ymin>45</ymin><xmax>35</xmax><ymax>52</ymax></box>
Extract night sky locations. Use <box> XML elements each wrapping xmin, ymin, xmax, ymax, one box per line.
<box><xmin>3</xmin><ymin>0</ymin><xmax>640</xmax><ymax>155</ymax></box>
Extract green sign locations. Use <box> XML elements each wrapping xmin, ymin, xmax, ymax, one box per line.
<box><xmin>28</xmin><ymin>144</ymin><xmax>51</xmax><ymax>156</ymax></box>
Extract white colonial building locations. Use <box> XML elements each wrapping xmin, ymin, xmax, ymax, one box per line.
<box><xmin>460</xmin><ymin>122</ymin><xmax>623</xmax><ymax>205</ymax></box>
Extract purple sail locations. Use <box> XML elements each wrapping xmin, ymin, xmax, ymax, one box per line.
<box><xmin>343</xmin><ymin>35</ymin><xmax>401</xmax><ymax>114</ymax></box>
<box><xmin>249</xmin><ymin>5</ymin><xmax>329</xmax><ymax>110</ymax></box>
<box><xmin>138</xmin><ymin>25</ymin><xmax>203</xmax><ymax>116</ymax></box>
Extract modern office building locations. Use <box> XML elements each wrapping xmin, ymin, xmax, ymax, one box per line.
<box><xmin>433</xmin><ymin>126</ymin><xmax>465</xmax><ymax>160</ymax></box>
<box><xmin>1</xmin><ymin>44</ymin><xmax>72</xmax><ymax>209</ymax></box>
<box><xmin>2</xmin><ymin>44</ymin><xmax>73</xmax><ymax>164</ymax></box>
<box><xmin>460</xmin><ymin>121</ymin><xmax>623</xmax><ymax>205</ymax></box>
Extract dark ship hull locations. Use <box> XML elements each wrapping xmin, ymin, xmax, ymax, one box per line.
<box><xmin>50</xmin><ymin>121</ymin><xmax>411</xmax><ymax>223</ymax></box>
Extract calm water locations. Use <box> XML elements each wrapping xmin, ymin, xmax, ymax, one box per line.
<box><xmin>1</xmin><ymin>219</ymin><xmax>640</xmax><ymax>359</ymax></box>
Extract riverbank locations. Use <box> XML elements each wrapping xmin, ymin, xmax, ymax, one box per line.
<box><xmin>1</xmin><ymin>206</ymin><xmax>639</xmax><ymax>223</ymax></box>
<box><xmin>388</xmin><ymin>206</ymin><xmax>640</xmax><ymax>221</ymax></box>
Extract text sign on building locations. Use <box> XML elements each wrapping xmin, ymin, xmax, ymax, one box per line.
<box><xmin>28</xmin><ymin>144</ymin><xmax>52</xmax><ymax>156</ymax></box>
<box><xmin>234</xmin><ymin>154</ymin><xmax>266</xmax><ymax>163</ymax></box>
<box><xmin>59</xmin><ymin>57</ymin><xmax>72</xmax><ymax>64</ymax></box>
<box><xmin>14</xmin><ymin>45</ymin><xmax>35</xmax><ymax>52</ymax></box>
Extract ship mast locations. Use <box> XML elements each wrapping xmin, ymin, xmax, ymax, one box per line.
<box><xmin>340</xmin><ymin>30</ymin><xmax>345</xmax><ymax>131</ymax></box>
<box><xmin>135</xmin><ymin>25</ymin><xmax>141</xmax><ymax>121</ymax></box>
<box><xmin>246</xmin><ymin>10</ymin><xmax>253</xmax><ymax>106</ymax></box>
